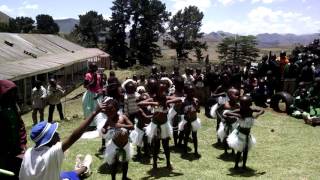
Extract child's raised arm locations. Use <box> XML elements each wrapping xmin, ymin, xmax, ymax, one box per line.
<box><xmin>116</xmin><ymin>115</ymin><xmax>134</xmax><ymax>130</ymax></box>
<box><xmin>252</xmin><ymin>107</ymin><xmax>265</xmax><ymax>118</ymax></box>
<box><xmin>137</xmin><ymin>98</ymin><xmax>158</xmax><ymax>107</ymax></box>
<box><xmin>62</xmin><ymin>102</ymin><xmax>106</xmax><ymax>152</ymax></box>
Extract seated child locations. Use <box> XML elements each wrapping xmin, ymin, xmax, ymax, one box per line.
<box><xmin>19</xmin><ymin>103</ymin><xmax>106</xmax><ymax>180</ymax></box>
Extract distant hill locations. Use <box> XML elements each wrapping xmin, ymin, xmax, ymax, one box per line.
<box><xmin>54</xmin><ymin>18</ymin><xmax>79</xmax><ymax>34</ymax></box>
<box><xmin>0</xmin><ymin>11</ymin><xmax>11</xmax><ymax>24</ymax></box>
<box><xmin>204</xmin><ymin>31</ymin><xmax>319</xmax><ymax>48</ymax></box>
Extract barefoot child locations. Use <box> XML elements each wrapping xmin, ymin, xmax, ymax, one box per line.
<box><xmin>178</xmin><ymin>84</ymin><xmax>201</xmax><ymax>156</ymax></box>
<box><xmin>101</xmin><ymin>98</ymin><xmax>134</xmax><ymax>180</ymax></box>
<box><xmin>130</xmin><ymin>94</ymin><xmax>152</xmax><ymax>159</ymax></box>
<box><xmin>225</xmin><ymin>95</ymin><xmax>264</xmax><ymax>170</ymax></box>
<box><xmin>218</xmin><ymin>88</ymin><xmax>240</xmax><ymax>154</ymax></box>
<box><xmin>138</xmin><ymin>80</ymin><xmax>181</xmax><ymax>169</ymax></box>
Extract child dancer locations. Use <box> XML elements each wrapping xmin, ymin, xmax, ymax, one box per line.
<box><xmin>101</xmin><ymin>98</ymin><xmax>133</xmax><ymax>180</ymax></box>
<box><xmin>138</xmin><ymin>80</ymin><xmax>181</xmax><ymax>169</ymax></box>
<box><xmin>122</xmin><ymin>79</ymin><xmax>139</xmax><ymax>124</ymax></box>
<box><xmin>218</xmin><ymin>88</ymin><xmax>240</xmax><ymax>154</ymax></box>
<box><xmin>178</xmin><ymin>84</ymin><xmax>201</xmax><ymax>156</ymax></box>
<box><xmin>226</xmin><ymin>95</ymin><xmax>264</xmax><ymax>170</ymax></box>
<box><xmin>130</xmin><ymin>94</ymin><xmax>152</xmax><ymax>159</ymax></box>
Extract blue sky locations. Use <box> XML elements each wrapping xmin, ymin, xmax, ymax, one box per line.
<box><xmin>0</xmin><ymin>0</ymin><xmax>319</xmax><ymax>34</ymax></box>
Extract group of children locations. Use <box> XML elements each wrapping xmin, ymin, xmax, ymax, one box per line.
<box><xmin>12</xmin><ymin>46</ymin><xmax>320</xmax><ymax>179</ymax></box>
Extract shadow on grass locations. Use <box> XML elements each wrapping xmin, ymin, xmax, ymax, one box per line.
<box><xmin>98</xmin><ymin>162</ymin><xmax>124</xmax><ymax>175</ymax></box>
<box><xmin>180</xmin><ymin>152</ymin><xmax>201</xmax><ymax>161</ymax></box>
<box><xmin>217</xmin><ymin>152</ymin><xmax>235</xmax><ymax>162</ymax></box>
<box><xmin>132</xmin><ymin>154</ymin><xmax>152</xmax><ymax>165</ymax></box>
<box><xmin>141</xmin><ymin>167</ymin><xmax>184</xmax><ymax>180</ymax></box>
<box><xmin>212</xmin><ymin>142</ymin><xmax>224</xmax><ymax>150</ymax></box>
<box><xmin>227</xmin><ymin>167</ymin><xmax>266</xmax><ymax>177</ymax></box>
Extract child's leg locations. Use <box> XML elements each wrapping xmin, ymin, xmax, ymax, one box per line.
<box><xmin>39</xmin><ymin>108</ymin><xmax>44</xmax><ymax>121</ymax></box>
<box><xmin>122</xmin><ymin>161</ymin><xmax>129</xmax><ymax>180</ymax></box>
<box><xmin>183</xmin><ymin>128</ymin><xmax>191</xmax><ymax>153</ymax></box>
<box><xmin>162</xmin><ymin>138</ymin><xmax>172</xmax><ymax>169</ymax></box>
<box><xmin>137</xmin><ymin>146</ymin><xmax>142</xmax><ymax>158</ymax></box>
<box><xmin>99</xmin><ymin>138</ymin><xmax>106</xmax><ymax>154</ymax></box>
<box><xmin>192</xmin><ymin>131</ymin><xmax>199</xmax><ymax>155</ymax></box>
<box><xmin>32</xmin><ymin>108</ymin><xmax>38</xmax><ymax>125</ymax></box>
<box><xmin>152</xmin><ymin>139</ymin><xmax>160</xmax><ymax>169</ymax></box>
<box><xmin>57</xmin><ymin>103</ymin><xmax>64</xmax><ymax>120</ymax></box>
<box><xmin>242</xmin><ymin>147</ymin><xmax>249</xmax><ymax>169</ymax></box>
<box><xmin>143</xmin><ymin>135</ymin><xmax>150</xmax><ymax>157</ymax></box>
<box><xmin>111</xmin><ymin>161</ymin><xmax>118</xmax><ymax>180</ymax></box>
<box><xmin>178</xmin><ymin>130</ymin><xmax>184</xmax><ymax>146</ymax></box>
<box><xmin>234</xmin><ymin>151</ymin><xmax>241</xmax><ymax>169</ymax></box>
<box><xmin>48</xmin><ymin>104</ymin><xmax>55</xmax><ymax>122</ymax></box>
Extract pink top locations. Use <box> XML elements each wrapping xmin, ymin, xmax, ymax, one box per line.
<box><xmin>85</xmin><ymin>72</ymin><xmax>102</xmax><ymax>93</ymax></box>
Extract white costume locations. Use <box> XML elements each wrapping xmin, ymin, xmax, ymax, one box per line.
<box><xmin>129</xmin><ymin>123</ymin><xmax>145</xmax><ymax>147</ymax></box>
<box><xmin>217</xmin><ymin>110</ymin><xmax>239</xmax><ymax>141</ymax></box>
<box><xmin>227</xmin><ymin>117</ymin><xmax>256</xmax><ymax>152</ymax></box>
<box><xmin>145</xmin><ymin>106</ymin><xmax>172</xmax><ymax>143</ymax></box>
<box><xmin>104</xmin><ymin>140</ymin><xmax>132</xmax><ymax>165</ymax></box>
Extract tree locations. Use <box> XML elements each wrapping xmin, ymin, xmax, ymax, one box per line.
<box><xmin>36</xmin><ymin>14</ymin><xmax>59</xmax><ymax>34</ymax></box>
<box><xmin>107</xmin><ymin>0</ymin><xmax>131</xmax><ymax>68</ymax></box>
<box><xmin>217</xmin><ymin>35</ymin><xmax>259</xmax><ymax>65</ymax></box>
<box><xmin>0</xmin><ymin>17</ymin><xmax>34</xmax><ymax>33</ymax></box>
<box><xmin>129</xmin><ymin>0</ymin><xmax>170</xmax><ymax>66</ymax></box>
<box><xmin>71</xmin><ymin>11</ymin><xmax>107</xmax><ymax>48</ymax></box>
<box><xmin>166</xmin><ymin>6</ymin><xmax>207</xmax><ymax>61</ymax></box>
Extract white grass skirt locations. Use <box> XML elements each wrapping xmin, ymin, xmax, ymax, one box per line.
<box><xmin>168</xmin><ymin>107</ymin><xmax>177</xmax><ymax>125</ymax></box>
<box><xmin>145</xmin><ymin>121</ymin><xmax>172</xmax><ymax>143</ymax></box>
<box><xmin>227</xmin><ymin>129</ymin><xmax>256</xmax><ymax>152</ymax></box>
<box><xmin>129</xmin><ymin>125</ymin><xmax>145</xmax><ymax>147</ymax></box>
<box><xmin>217</xmin><ymin>121</ymin><xmax>239</xmax><ymax>141</ymax></box>
<box><xmin>104</xmin><ymin>140</ymin><xmax>132</xmax><ymax>165</ymax></box>
<box><xmin>178</xmin><ymin>116</ymin><xmax>201</xmax><ymax>132</ymax></box>
<box><xmin>210</xmin><ymin>103</ymin><xmax>219</xmax><ymax>118</ymax></box>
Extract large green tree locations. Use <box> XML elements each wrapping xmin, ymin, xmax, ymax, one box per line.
<box><xmin>106</xmin><ymin>0</ymin><xmax>131</xmax><ymax>68</ymax></box>
<box><xmin>71</xmin><ymin>11</ymin><xmax>107</xmax><ymax>48</ymax></box>
<box><xmin>217</xmin><ymin>35</ymin><xmax>259</xmax><ymax>65</ymax></box>
<box><xmin>36</xmin><ymin>14</ymin><xmax>59</xmax><ymax>34</ymax></box>
<box><xmin>129</xmin><ymin>0</ymin><xmax>170</xmax><ymax>65</ymax></box>
<box><xmin>166</xmin><ymin>6</ymin><xmax>207</xmax><ymax>61</ymax></box>
<box><xmin>0</xmin><ymin>17</ymin><xmax>35</xmax><ymax>33</ymax></box>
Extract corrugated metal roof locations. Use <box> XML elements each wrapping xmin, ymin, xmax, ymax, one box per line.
<box><xmin>0</xmin><ymin>33</ymin><xmax>109</xmax><ymax>81</ymax></box>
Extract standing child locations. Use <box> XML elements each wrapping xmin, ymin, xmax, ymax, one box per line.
<box><xmin>31</xmin><ymin>80</ymin><xmax>47</xmax><ymax>125</ymax></box>
<box><xmin>218</xmin><ymin>88</ymin><xmax>240</xmax><ymax>154</ymax></box>
<box><xmin>101</xmin><ymin>98</ymin><xmax>134</xmax><ymax>180</ymax></box>
<box><xmin>130</xmin><ymin>94</ymin><xmax>152</xmax><ymax>159</ymax></box>
<box><xmin>178</xmin><ymin>84</ymin><xmax>201</xmax><ymax>157</ymax></box>
<box><xmin>122</xmin><ymin>79</ymin><xmax>139</xmax><ymax>124</ymax></box>
<box><xmin>226</xmin><ymin>95</ymin><xmax>264</xmax><ymax>170</ymax></box>
<box><xmin>138</xmin><ymin>80</ymin><xmax>181</xmax><ymax>169</ymax></box>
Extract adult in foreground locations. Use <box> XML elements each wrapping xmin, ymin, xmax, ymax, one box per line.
<box><xmin>0</xmin><ymin>80</ymin><xmax>27</xmax><ymax>180</ymax></box>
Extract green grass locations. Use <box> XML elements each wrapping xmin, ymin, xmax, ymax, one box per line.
<box><xmin>21</xmin><ymin>71</ymin><xmax>320</xmax><ymax>180</ymax></box>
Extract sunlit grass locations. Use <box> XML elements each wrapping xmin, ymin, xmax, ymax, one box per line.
<box><xmin>21</xmin><ymin>70</ymin><xmax>320</xmax><ymax>179</ymax></box>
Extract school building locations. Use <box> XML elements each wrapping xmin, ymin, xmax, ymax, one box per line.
<box><xmin>0</xmin><ymin>33</ymin><xmax>110</xmax><ymax>110</ymax></box>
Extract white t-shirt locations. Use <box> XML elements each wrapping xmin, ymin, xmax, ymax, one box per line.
<box><xmin>19</xmin><ymin>142</ymin><xmax>64</xmax><ymax>180</ymax></box>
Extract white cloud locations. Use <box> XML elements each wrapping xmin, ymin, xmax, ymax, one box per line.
<box><xmin>170</xmin><ymin>0</ymin><xmax>212</xmax><ymax>13</ymax></box>
<box><xmin>217</xmin><ymin>0</ymin><xmax>235</xmax><ymax>6</ymax></box>
<box><xmin>19</xmin><ymin>3</ymin><xmax>39</xmax><ymax>10</ymax></box>
<box><xmin>0</xmin><ymin>5</ymin><xmax>13</xmax><ymax>13</ymax></box>
<box><xmin>201</xmin><ymin>6</ymin><xmax>320</xmax><ymax>34</ymax></box>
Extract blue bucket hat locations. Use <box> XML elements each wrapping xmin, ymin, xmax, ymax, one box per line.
<box><xmin>30</xmin><ymin>121</ymin><xmax>59</xmax><ymax>147</ymax></box>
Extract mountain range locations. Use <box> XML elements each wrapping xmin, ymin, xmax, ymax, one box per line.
<box><xmin>54</xmin><ymin>18</ymin><xmax>79</xmax><ymax>34</ymax></box>
<box><xmin>204</xmin><ymin>31</ymin><xmax>319</xmax><ymax>48</ymax></box>
<box><xmin>53</xmin><ymin>18</ymin><xmax>319</xmax><ymax>48</ymax></box>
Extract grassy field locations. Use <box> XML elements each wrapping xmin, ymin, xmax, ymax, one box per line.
<box><xmin>21</xmin><ymin>70</ymin><xmax>320</xmax><ymax>180</ymax></box>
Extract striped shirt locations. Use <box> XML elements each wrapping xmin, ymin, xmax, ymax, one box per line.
<box><xmin>124</xmin><ymin>93</ymin><xmax>139</xmax><ymax>115</ymax></box>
